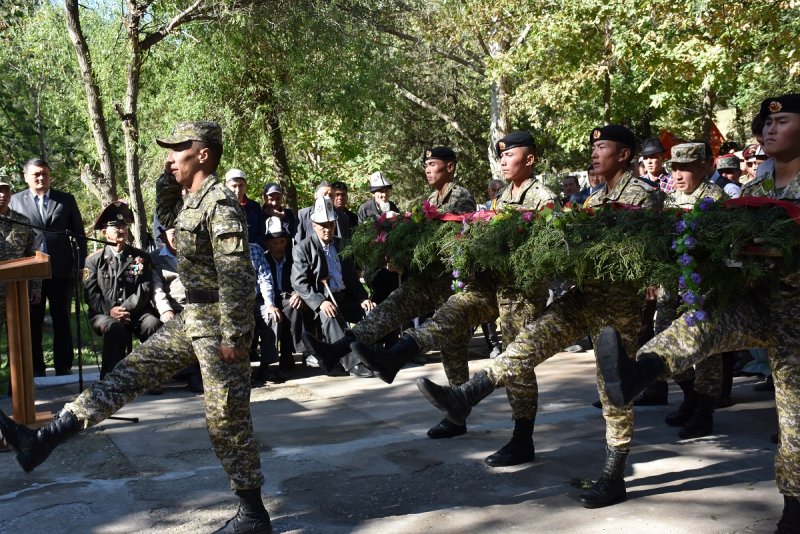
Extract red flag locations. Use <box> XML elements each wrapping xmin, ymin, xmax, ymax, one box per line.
<box><xmin>709</xmin><ymin>121</ymin><xmax>725</xmax><ymax>158</ymax></box>
<box><xmin>659</xmin><ymin>129</ymin><xmax>683</xmax><ymax>159</ymax></box>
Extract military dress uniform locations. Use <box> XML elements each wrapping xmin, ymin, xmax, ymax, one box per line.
<box><xmin>66</xmin><ymin>167</ymin><xmax>262</xmax><ymax>491</ymax></box>
<box><xmin>426</xmin><ymin>182</ymin><xmax>477</xmax><ymax>215</ymax></box>
<box><xmin>84</xmin><ymin>242</ymin><xmax>161</xmax><ymax>377</ymax></box>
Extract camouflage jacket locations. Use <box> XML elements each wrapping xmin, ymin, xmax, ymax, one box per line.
<box><xmin>0</xmin><ymin>208</ymin><xmax>41</xmax><ymax>294</ymax></box>
<box><xmin>585</xmin><ymin>171</ymin><xmax>661</xmax><ymax>209</ymax></box>
<box><xmin>426</xmin><ymin>182</ymin><xmax>477</xmax><ymax>214</ymax></box>
<box><xmin>156</xmin><ymin>173</ymin><xmax>255</xmax><ymax>346</ymax></box>
<box><xmin>664</xmin><ymin>180</ymin><xmax>725</xmax><ymax>209</ymax></box>
<box><xmin>493</xmin><ymin>177</ymin><xmax>561</xmax><ymax>211</ymax></box>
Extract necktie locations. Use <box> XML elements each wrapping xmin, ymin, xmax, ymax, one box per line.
<box><xmin>36</xmin><ymin>195</ymin><xmax>46</xmax><ymax>222</ymax></box>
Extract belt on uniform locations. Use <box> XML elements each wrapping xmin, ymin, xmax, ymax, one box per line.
<box><xmin>186</xmin><ymin>289</ymin><xmax>220</xmax><ymax>304</ymax></box>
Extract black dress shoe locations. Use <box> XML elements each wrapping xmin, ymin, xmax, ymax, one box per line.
<box><xmin>349</xmin><ymin>363</ymin><xmax>375</xmax><ymax>378</ymax></box>
<box><xmin>427</xmin><ymin>418</ymin><xmax>467</xmax><ymax>439</ymax></box>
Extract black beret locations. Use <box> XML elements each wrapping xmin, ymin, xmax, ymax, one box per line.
<box><xmin>496</xmin><ymin>131</ymin><xmax>536</xmax><ymax>156</ymax></box>
<box><xmin>94</xmin><ymin>201</ymin><xmax>134</xmax><ymax>230</ymax></box>
<box><xmin>422</xmin><ymin>146</ymin><xmax>457</xmax><ymax>163</ymax></box>
<box><xmin>640</xmin><ymin>138</ymin><xmax>665</xmax><ymax>157</ymax></box>
<box><xmin>589</xmin><ymin>124</ymin><xmax>637</xmax><ymax>151</ymax></box>
<box><xmin>759</xmin><ymin>94</ymin><xmax>800</xmax><ymax>119</ymax></box>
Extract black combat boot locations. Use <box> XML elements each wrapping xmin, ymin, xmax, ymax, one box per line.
<box><xmin>302</xmin><ymin>332</ymin><xmax>355</xmax><ymax>373</ymax></box>
<box><xmin>213</xmin><ymin>489</ymin><xmax>272</xmax><ymax>534</ymax></box>
<box><xmin>578</xmin><ymin>446</ymin><xmax>629</xmax><ymax>508</ymax></box>
<box><xmin>484</xmin><ymin>418</ymin><xmax>535</xmax><ymax>467</ymax></box>
<box><xmin>350</xmin><ymin>334</ymin><xmax>420</xmax><ymax>384</ymax></box>
<box><xmin>678</xmin><ymin>393</ymin><xmax>714</xmax><ymax>439</ymax></box>
<box><xmin>633</xmin><ymin>379</ymin><xmax>668</xmax><ymax>405</ymax></box>
<box><xmin>776</xmin><ymin>495</ymin><xmax>800</xmax><ymax>534</ymax></box>
<box><xmin>595</xmin><ymin>327</ymin><xmax>666</xmax><ymax>408</ymax></box>
<box><xmin>416</xmin><ymin>371</ymin><xmax>495</xmax><ymax>426</ymax></box>
<box><xmin>0</xmin><ymin>408</ymin><xmax>80</xmax><ymax>473</ymax></box>
<box><xmin>665</xmin><ymin>379</ymin><xmax>698</xmax><ymax>427</ymax></box>
<box><xmin>427</xmin><ymin>418</ymin><xmax>467</xmax><ymax>439</ymax></box>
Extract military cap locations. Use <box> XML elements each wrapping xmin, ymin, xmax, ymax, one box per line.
<box><xmin>742</xmin><ymin>143</ymin><xmax>767</xmax><ymax>161</ymax></box>
<box><xmin>156</xmin><ymin>121</ymin><xmax>222</xmax><ymax>148</ymax></box>
<box><xmin>368</xmin><ymin>171</ymin><xmax>392</xmax><ymax>192</ymax></box>
<box><xmin>496</xmin><ymin>131</ymin><xmax>536</xmax><ymax>156</ymax></box>
<box><xmin>423</xmin><ymin>146</ymin><xmax>458</xmax><ymax>163</ymax></box>
<box><xmin>715</xmin><ymin>154</ymin><xmax>741</xmax><ymax>170</ymax></box>
<box><xmin>758</xmin><ymin>93</ymin><xmax>800</xmax><ymax>119</ymax></box>
<box><xmin>310</xmin><ymin>196</ymin><xmax>338</xmax><ymax>224</ymax></box>
<box><xmin>224</xmin><ymin>168</ymin><xmax>247</xmax><ymax>182</ymax></box>
<box><xmin>263</xmin><ymin>182</ymin><xmax>283</xmax><ymax>196</ymax></box>
<box><xmin>331</xmin><ymin>181</ymin><xmax>349</xmax><ymax>191</ymax></box>
<box><xmin>641</xmin><ymin>138</ymin><xmax>666</xmax><ymax>156</ymax></box>
<box><xmin>589</xmin><ymin>124</ymin><xmax>638</xmax><ymax>151</ymax></box>
<box><xmin>264</xmin><ymin>216</ymin><xmax>290</xmax><ymax>239</ymax></box>
<box><xmin>94</xmin><ymin>201</ymin><xmax>134</xmax><ymax>230</ymax></box>
<box><xmin>0</xmin><ymin>176</ymin><xmax>11</xmax><ymax>188</ymax></box>
<box><xmin>667</xmin><ymin>143</ymin><xmax>706</xmax><ymax>164</ymax></box>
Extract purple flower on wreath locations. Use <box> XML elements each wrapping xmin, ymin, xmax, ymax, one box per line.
<box><xmin>678</xmin><ymin>253</ymin><xmax>693</xmax><ymax>266</ymax></box>
<box><xmin>456</xmin><ymin>281</ymin><xmax>465</xmax><ymax>289</ymax></box>
<box><xmin>684</xmin><ymin>236</ymin><xmax>696</xmax><ymax>249</ymax></box>
<box><xmin>678</xmin><ymin>274</ymin><xmax>686</xmax><ymax>289</ymax></box>
<box><xmin>690</xmin><ymin>272</ymin><xmax>701</xmax><ymax>284</ymax></box>
<box><xmin>682</xmin><ymin>291</ymin><xmax>696</xmax><ymax>305</ymax></box>
<box><xmin>672</xmin><ymin>240</ymin><xmax>679</xmax><ymax>251</ymax></box>
<box><xmin>684</xmin><ymin>314</ymin><xmax>697</xmax><ymax>326</ymax></box>
<box><xmin>694</xmin><ymin>310</ymin><xmax>708</xmax><ymax>322</ymax></box>
<box><xmin>522</xmin><ymin>211</ymin><xmax>533</xmax><ymax>222</ymax></box>
<box><xmin>700</xmin><ymin>197</ymin><xmax>715</xmax><ymax>211</ymax></box>
<box><xmin>452</xmin><ymin>269</ymin><xmax>461</xmax><ymax>279</ymax></box>
<box><xmin>675</xmin><ymin>220</ymin><xmax>687</xmax><ymax>233</ymax></box>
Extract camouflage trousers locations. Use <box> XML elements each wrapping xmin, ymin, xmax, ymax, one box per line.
<box><xmin>655</xmin><ymin>288</ymin><xmax>721</xmax><ymax>397</ymax></box>
<box><xmin>639</xmin><ymin>286</ymin><xmax>800</xmax><ymax>496</ymax></box>
<box><xmin>65</xmin><ymin>315</ymin><xmax>264</xmax><ymax>491</ymax></box>
<box><xmin>485</xmin><ymin>282</ymin><xmax>642</xmax><ymax>449</ymax></box>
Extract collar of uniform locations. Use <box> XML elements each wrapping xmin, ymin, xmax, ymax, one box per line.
<box><xmin>104</xmin><ymin>244</ymin><xmax>130</xmax><ymax>262</ymax></box>
<box><xmin>429</xmin><ymin>181</ymin><xmax>454</xmax><ymax>205</ymax></box>
<box><xmin>603</xmin><ymin>171</ymin><xmax>635</xmax><ymax>202</ymax></box>
<box><xmin>183</xmin><ymin>174</ymin><xmax>218</xmax><ymax>209</ymax></box>
<box><xmin>498</xmin><ymin>177</ymin><xmax>535</xmax><ymax>205</ymax></box>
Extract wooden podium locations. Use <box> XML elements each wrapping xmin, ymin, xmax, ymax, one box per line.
<box><xmin>1</xmin><ymin>251</ymin><xmax>52</xmax><ymax>425</ymax></box>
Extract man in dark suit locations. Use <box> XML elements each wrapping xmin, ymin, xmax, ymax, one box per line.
<box><xmin>356</xmin><ymin>172</ymin><xmax>400</xmax><ymax>223</ymax></box>
<box><xmin>10</xmin><ymin>158</ymin><xmax>87</xmax><ymax>376</ymax></box>
<box><xmin>330</xmin><ymin>181</ymin><xmax>358</xmax><ymax>241</ymax></box>
<box><xmin>253</xmin><ymin>216</ymin><xmax>312</xmax><ymax>383</ymax></box>
<box><xmin>84</xmin><ymin>202</ymin><xmax>161</xmax><ymax>378</ymax></box>
<box><xmin>291</xmin><ymin>197</ymin><xmax>375</xmax><ymax>377</ymax></box>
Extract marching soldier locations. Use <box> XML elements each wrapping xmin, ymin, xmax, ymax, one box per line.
<box><xmin>0</xmin><ymin>121</ymin><xmax>271</xmax><ymax>534</ymax></box>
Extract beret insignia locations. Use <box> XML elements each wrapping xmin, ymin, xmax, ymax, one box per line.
<box><xmin>769</xmin><ymin>101</ymin><xmax>783</xmax><ymax>113</ymax></box>
<box><xmin>425</xmin><ymin>150</ymin><xmax>432</xmax><ymax>158</ymax></box>
<box><xmin>498</xmin><ymin>142</ymin><xmax>506</xmax><ymax>151</ymax></box>
<box><xmin>592</xmin><ymin>129</ymin><xmax>601</xmax><ymax>139</ymax></box>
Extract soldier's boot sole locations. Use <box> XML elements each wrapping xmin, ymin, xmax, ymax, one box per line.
<box><xmin>427</xmin><ymin>419</ymin><xmax>467</xmax><ymax>439</ymax></box>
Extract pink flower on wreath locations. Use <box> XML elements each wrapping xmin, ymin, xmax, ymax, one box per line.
<box><xmin>422</xmin><ymin>200</ymin><xmax>440</xmax><ymax>219</ymax></box>
<box><xmin>374</xmin><ymin>231</ymin><xmax>387</xmax><ymax>243</ymax></box>
<box><xmin>521</xmin><ymin>211</ymin><xmax>533</xmax><ymax>222</ymax></box>
<box><xmin>375</xmin><ymin>212</ymin><xmax>388</xmax><ymax>227</ymax></box>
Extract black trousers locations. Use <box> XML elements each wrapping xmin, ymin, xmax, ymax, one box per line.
<box><xmin>90</xmin><ymin>312</ymin><xmax>162</xmax><ymax>378</ymax></box>
<box><xmin>30</xmin><ymin>278</ymin><xmax>75</xmax><ymax>375</ymax></box>
<box><xmin>318</xmin><ymin>292</ymin><xmax>365</xmax><ymax>371</ymax></box>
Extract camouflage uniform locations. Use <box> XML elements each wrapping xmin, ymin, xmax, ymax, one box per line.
<box><xmin>0</xmin><ymin>208</ymin><xmax>40</xmax><ymax>329</ymax></box>
<box><xmin>407</xmin><ymin>177</ymin><xmax>560</xmax><ymax>387</ymax></box>
<box><xmin>660</xmin><ymin>180</ymin><xmax>726</xmax><ymax>397</ymax></box>
<box><xmin>478</xmin><ymin>171</ymin><xmax>657</xmax><ymax>448</ymax></box>
<box><xmin>639</xmin><ymin>167</ymin><xmax>800</xmax><ymax>496</ymax></box>
<box><xmin>66</xmin><ymin>172</ymin><xmax>262</xmax><ymax>491</ymax></box>
<box><xmin>426</xmin><ymin>182</ymin><xmax>477</xmax><ymax>214</ymax></box>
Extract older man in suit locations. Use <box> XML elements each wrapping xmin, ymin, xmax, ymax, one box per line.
<box><xmin>84</xmin><ymin>202</ymin><xmax>161</xmax><ymax>378</ymax></box>
<box><xmin>10</xmin><ymin>158</ymin><xmax>86</xmax><ymax>376</ymax></box>
<box><xmin>292</xmin><ymin>197</ymin><xmax>375</xmax><ymax>377</ymax></box>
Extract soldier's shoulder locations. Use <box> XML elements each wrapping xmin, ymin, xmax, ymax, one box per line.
<box><xmin>532</xmin><ymin>180</ymin><xmax>560</xmax><ymax>200</ymax></box>
<box><xmin>452</xmin><ymin>183</ymin><xmax>474</xmax><ymax>197</ymax></box>
<box><xmin>8</xmin><ymin>208</ymin><xmax>30</xmax><ymax>224</ymax></box>
<box><xmin>742</xmin><ymin>174</ymin><xmax>768</xmax><ymax>195</ymax></box>
<box><xmin>86</xmin><ymin>249</ymin><xmax>105</xmax><ymax>263</ymax></box>
<box><xmin>629</xmin><ymin>176</ymin><xmax>657</xmax><ymax>192</ymax></box>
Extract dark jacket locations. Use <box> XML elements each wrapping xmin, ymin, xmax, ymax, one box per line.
<box><xmin>290</xmin><ymin>234</ymin><xmax>367</xmax><ymax>313</ymax></box>
<box><xmin>241</xmin><ymin>196</ymin><xmax>264</xmax><ymax>244</ymax></box>
<box><xmin>357</xmin><ymin>199</ymin><xmax>400</xmax><ymax>223</ymax></box>
<box><xmin>265</xmin><ymin>253</ymin><xmax>294</xmax><ymax>301</ymax></box>
<box><xmin>10</xmin><ymin>188</ymin><xmax>87</xmax><ymax>279</ymax></box>
<box><xmin>84</xmin><ymin>244</ymin><xmax>156</xmax><ymax>319</ymax></box>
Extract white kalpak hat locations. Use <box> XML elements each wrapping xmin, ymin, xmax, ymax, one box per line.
<box><xmin>264</xmin><ymin>216</ymin><xmax>289</xmax><ymax>238</ymax></box>
<box><xmin>310</xmin><ymin>196</ymin><xmax>338</xmax><ymax>224</ymax></box>
<box><xmin>368</xmin><ymin>171</ymin><xmax>392</xmax><ymax>192</ymax></box>
<box><xmin>224</xmin><ymin>168</ymin><xmax>247</xmax><ymax>182</ymax></box>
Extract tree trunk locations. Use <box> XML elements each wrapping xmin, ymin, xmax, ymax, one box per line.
<box><xmin>257</xmin><ymin>82</ymin><xmax>296</xmax><ymax>210</ymax></box>
<box><xmin>64</xmin><ymin>0</ymin><xmax>116</xmax><ymax>201</ymax></box>
<box><xmin>31</xmin><ymin>87</ymin><xmax>48</xmax><ymax>159</ymax></box>
<box><xmin>603</xmin><ymin>20</ymin><xmax>612</xmax><ymax>124</ymax></box>
<box><xmin>488</xmin><ymin>38</ymin><xmax>510</xmax><ymax>179</ymax></box>
<box><xmin>701</xmin><ymin>79</ymin><xmax>714</xmax><ymax>142</ymax></box>
<box><xmin>118</xmin><ymin>1</ymin><xmax>148</xmax><ymax>249</ymax></box>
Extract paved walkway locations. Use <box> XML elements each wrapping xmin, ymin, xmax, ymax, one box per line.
<box><xmin>0</xmin><ymin>341</ymin><xmax>783</xmax><ymax>533</ymax></box>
